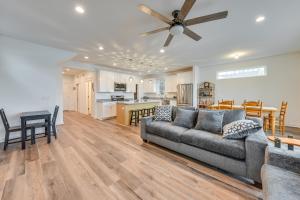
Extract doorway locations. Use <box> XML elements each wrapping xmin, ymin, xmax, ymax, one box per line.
<box><xmin>62</xmin><ymin>68</ymin><xmax>95</xmax><ymax>116</ymax></box>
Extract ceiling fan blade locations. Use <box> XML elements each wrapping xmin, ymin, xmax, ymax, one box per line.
<box><xmin>178</xmin><ymin>0</ymin><xmax>196</xmax><ymax>21</ymax></box>
<box><xmin>183</xmin><ymin>28</ymin><xmax>201</xmax><ymax>41</ymax></box>
<box><xmin>184</xmin><ymin>11</ymin><xmax>228</xmax><ymax>26</ymax></box>
<box><xmin>164</xmin><ymin>34</ymin><xmax>174</xmax><ymax>47</ymax></box>
<box><xmin>138</xmin><ymin>4</ymin><xmax>172</xmax><ymax>25</ymax></box>
<box><xmin>140</xmin><ymin>27</ymin><xmax>169</xmax><ymax>36</ymax></box>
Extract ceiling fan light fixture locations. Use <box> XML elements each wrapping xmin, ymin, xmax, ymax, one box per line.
<box><xmin>170</xmin><ymin>24</ymin><xmax>184</xmax><ymax>36</ymax></box>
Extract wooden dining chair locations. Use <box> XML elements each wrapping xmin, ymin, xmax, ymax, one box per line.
<box><xmin>30</xmin><ymin>106</ymin><xmax>60</xmax><ymax>143</ymax></box>
<box><xmin>264</xmin><ymin>101</ymin><xmax>288</xmax><ymax>135</ymax></box>
<box><xmin>0</xmin><ymin>108</ymin><xmax>35</xmax><ymax>150</ymax></box>
<box><xmin>243</xmin><ymin>100</ymin><xmax>263</xmax><ymax>117</ymax></box>
<box><xmin>218</xmin><ymin>99</ymin><xmax>234</xmax><ymax>110</ymax></box>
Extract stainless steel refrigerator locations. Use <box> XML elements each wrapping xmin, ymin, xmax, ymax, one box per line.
<box><xmin>177</xmin><ymin>84</ymin><xmax>193</xmax><ymax>107</ymax></box>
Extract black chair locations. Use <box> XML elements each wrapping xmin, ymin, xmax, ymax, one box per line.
<box><xmin>30</xmin><ymin>106</ymin><xmax>59</xmax><ymax>143</ymax></box>
<box><xmin>0</xmin><ymin>108</ymin><xmax>35</xmax><ymax>150</ymax></box>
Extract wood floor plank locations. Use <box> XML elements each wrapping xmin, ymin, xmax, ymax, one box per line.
<box><xmin>0</xmin><ymin>112</ymin><xmax>262</xmax><ymax>200</ymax></box>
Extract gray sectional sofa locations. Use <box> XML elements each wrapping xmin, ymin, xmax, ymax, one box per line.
<box><xmin>262</xmin><ymin>146</ymin><xmax>300</xmax><ymax>200</ymax></box>
<box><xmin>140</xmin><ymin>108</ymin><xmax>268</xmax><ymax>183</ymax></box>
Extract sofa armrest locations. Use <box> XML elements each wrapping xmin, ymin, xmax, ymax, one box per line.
<box><xmin>245</xmin><ymin>129</ymin><xmax>268</xmax><ymax>182</ymax></box>
<box><xmin>140</xmin><ymin>116</ymin><xmax>153</xmax><ymax>140</ymax></box>
<box><xmin>246</xmin><ymin>116</ymin><xmax>263</xmax><ymax>127</ymax></box>
<box><xmin>265</xmin><ymin>146</ymin><xmax>300</xmax><ymax>174</ymax></box>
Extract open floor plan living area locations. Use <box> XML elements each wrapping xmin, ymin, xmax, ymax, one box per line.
<box><xmin>1</xmin><ymin>0</ymin><xmax>300</xmax><ymax>200</ymax></box>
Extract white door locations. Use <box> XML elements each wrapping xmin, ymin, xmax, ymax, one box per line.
<box><xmin>63</xmin><ymin>82</ymin><xmax>76</xmax><ymax>111</ymax></box>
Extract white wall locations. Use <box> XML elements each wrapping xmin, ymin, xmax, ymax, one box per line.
<box><xmin>195</xmin><ymin>52</ymin><xmax>300</xmax><ymax>127</ymax></box>
<box><xmin>0</xmin><ymin>36</ymin><xmax>75</xmax><ymax>142</ymax></box>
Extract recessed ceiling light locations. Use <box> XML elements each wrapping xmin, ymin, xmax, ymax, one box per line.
<box><xmin>65</xmin><ymin>68</ymin><xmax>70</xmax><ymax>71</ymax></box>
<box><xmin>113</xmin><ymin>63</ymin><xmax>117</xmax><ymax>66</ymax></box>
<box><xmin>229</xmin><ymin>51</ymin><xmax>247</xmax><ymax>59</ymax></box>
<box><xmin>140</xmin><ymin>79</ymin><xmax>144</xmax><ymax>83</ymax></box>
<box><xmin>84</xmin><ymin>56</ymin><xmax>89</xmax><ymax>59</ymax></box>
<box><xmin>164</xmin><ymin>67</ymin><xmax>168</xmax><ymax>70</ymax></box>
<box><xmin>256</xmin><ymin>16</ymin><xmax>265</xmax><ymax>23</ymax></box>
<box><xmin>234</xmin><ymin>54</ymin><xmax>240</xmax><ymax>59</ymax></box>
<box><xmin>99</xmin><ymin>46</ymin><xmax>104</xmax><ymax>50</ymax></box>
<box><xmin>75</xmin><ymin>5</ymin><xmax>85</xmax><ymax>14</ymax></box>
<box><xmin>62</xmin><ymin>71</ymin><xmax>65</xmax><ymax>74</ymax></box>
<box><xmin>160</xmin><ymin>49</ymin><xmax>165</xmax><ymax>53</ymax></box>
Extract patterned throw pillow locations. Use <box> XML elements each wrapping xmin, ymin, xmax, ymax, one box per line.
<box><xmin>223</xmin><ymin>120</ymin><xmax>261</xmax><ymax>139</ymax></box>
<box><xmin>154</xmin><ymin>105</ymin><xmax>172</xmax><ymax>122</ymax></box>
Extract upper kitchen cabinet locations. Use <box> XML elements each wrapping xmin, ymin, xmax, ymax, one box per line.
<box><xmin>114</xmin><ymin>73</ymin><xmax>127</xmax><ymax>84</ymax></box>
<box><xmin>98</xmin><ymin>70</ymin><xmax>115</xmax><ymax>92</ymax></box>
<box><xmin>143</xmin><ymin>78</ymin><xmax>157</xmax><ymax>93</ymax></box>
<box><xmin>165</xmin><ymin>75</ymin><xmax>177</xmax><ymax>93</ymax></box>
<box><xmin>177</xmin><ymin>71</ymin><xmax>193</xmax><ymax>84</ymax></box>
<box><xmin>126</xmin><ymin>75</ymin><xmax>136</xmax><ymax>93</ymax></box>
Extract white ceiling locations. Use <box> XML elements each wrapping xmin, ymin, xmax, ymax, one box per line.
<box><xmin>62</xmin><ymin>67</ymin><xmax>86</xmax><ymax>76</ymax></box>
<box><xmin>1</xmin><ymin>0</ymin><xmax>300</xmax><ymax>74</ymax></box>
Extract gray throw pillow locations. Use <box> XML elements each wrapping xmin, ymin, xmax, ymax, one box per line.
<box><xmin>222</xmin><ymin>110</ymin><xmax>246</xmax><ymax>127</ymax></box>
<box><xmin>195</xmin><ymin>110</ymin><xmax>225</xmax><ymax>134</ymax></box>
<box><xmin>173</xmin><ymin>108</ymin><xmax>198</xmax><ymax>128</ymax></box>
<box><xmin>171</xmin><ymin>106</ymin><xmax>195</xmax><ymax>121</ymax></box>
<box><xmin>223</xmin><ymin>120</ymin><xmax>261</xmax><ymax>139</ymax></box>
<box><xmin>154</xmin><ymin>105</ymin><xmax>172</xmax><ymax>122</ymax></box>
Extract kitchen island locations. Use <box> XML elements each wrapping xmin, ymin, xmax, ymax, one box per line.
<box><xmin>116</xmin><ymin>100</ymin><xmax>160</xmax><ymax>126</ymax></box>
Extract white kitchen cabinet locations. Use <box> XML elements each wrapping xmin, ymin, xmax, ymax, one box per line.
<box><xmin>143</xmin><ymin>78</ymin><xmax>157</xmax><ymax>93</ymax></box>
<box><xmin>177</xmin><ymin>71</ymin><xmax>193</xmax><ymax>84</ymax></box>
<box><xmin>126</xmin><ymin>75</ymin><xmax>136</xmax><ymax>93</ymax></box>
<box><xmin>114</xmin><ymin>73</ymin><xmax>127</xmax><ymax>84</ymax></box>
<box><xmin>97</xmin><ymin>102</ymin><xmax>116</xmax><ymax>119</ymax></box>
<box><xmin>98</xmin><ymin>70</ymin><xmax>115</xmax><ymax>92</ymax></box>
<box><xmin>165</xmin><ymin>75</ymin><xmax>177</xmax><ymax>93</ymax></box>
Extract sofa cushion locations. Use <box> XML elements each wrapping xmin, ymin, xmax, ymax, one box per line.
<box><xmin>195</xmin><ymin>110</ymin><xmax>225</xmax><ymax>134</ymax></box>
<box><xmin>262</xmin><ymin>164</ymin><xmax>300</xmax><ymax>200</ymax></box>
<box><xmin>172</xmin><ymin>106</ymin><xmax>195</xmax><ymax>121</ymax></box>
<box><xmin>222</xmin><ymin>109</ymin><xmax>246</xmax><ymax>127</ymax></box>
<box><xmin>146</xmin><ymin>121</ymin><xmax>188</xmax><ymax>143</ymax></box>
<box><xmin>181</xmin><ymin>129</ymin><xmax>246</xmax><ymax>160</ymax></box>
<box><xmin>173</xmin><ymin>108</ymin><xmax>198</xmax><ymax>128</ymax></box>
<box><xmin>154</xmin><ymin>105</ymin><xmax>172</xmax><ymax>122</ymax></box>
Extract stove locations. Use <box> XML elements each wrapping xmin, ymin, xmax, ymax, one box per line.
<box><xmin>111</xmin><ymin>95</ymin><xmax>125</xmax><ymax>101</ymax></box>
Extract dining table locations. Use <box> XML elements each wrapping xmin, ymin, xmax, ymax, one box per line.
<box><xmin>208</xmin><ymin>104</ymin><xmax>278</xmax><ymax>135</ymax></box>
<box><xmin>20</xmin><ymin>110</ymin><xmax>51</xmax><ymax>149</ymax></box>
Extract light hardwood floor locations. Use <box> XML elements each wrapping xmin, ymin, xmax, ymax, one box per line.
<box><xmin>0</xmin><ymin>112</ymin><xmax>262</xmax><ymax>200</ymax></box>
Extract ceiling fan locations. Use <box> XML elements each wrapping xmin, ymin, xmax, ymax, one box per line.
<box><xmin>138</xmin><ymin>0</ymin><xmax>228</xmax><ymax>47</ymax></box>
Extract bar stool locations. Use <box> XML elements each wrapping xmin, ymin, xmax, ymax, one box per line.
<box><xmin>143</xmin><ymin>108</ymin><xmax>151</xmax><ymax>117</ymax></box>
<box><xmin>129</xmin><ymin>110</ymin><xmax>139</xmax><ymax>126</ymax></box>
<box><xmin>138</xmin><ymin>109</ymin><xmax>144</xmax><ymax>122</ymax></box>
<box><xmin>150</xmin><ymin>107</ymin><xmax>156</xmax><ymax>115</ymax></box>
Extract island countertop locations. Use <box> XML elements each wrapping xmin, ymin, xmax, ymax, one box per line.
<box><xmin>117</xmin><ymin>100</ymin><xmax>161</xmax><ymax>105</ymax></box>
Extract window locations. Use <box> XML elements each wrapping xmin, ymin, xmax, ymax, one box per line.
<box><xmin>217</xmin><ymin>66</ymin><xmax>267</xmax><ymax>80</ymax></box>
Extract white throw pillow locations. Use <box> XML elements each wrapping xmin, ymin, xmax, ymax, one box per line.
<box><xmin>154</xmin><ymin>105</ymin><xmax>172</xmax><ymax>122</ymax></box>
<box><xmin>223</xmin><ymin>120</ymin><xmax>261</xmax><ymax>139</ymax></box>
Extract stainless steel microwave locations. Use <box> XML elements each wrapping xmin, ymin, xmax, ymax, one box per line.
<box><xmin>114</xmin><ymin>82</ymin><xmax>126</xmax><ymax>91</ymax></box>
